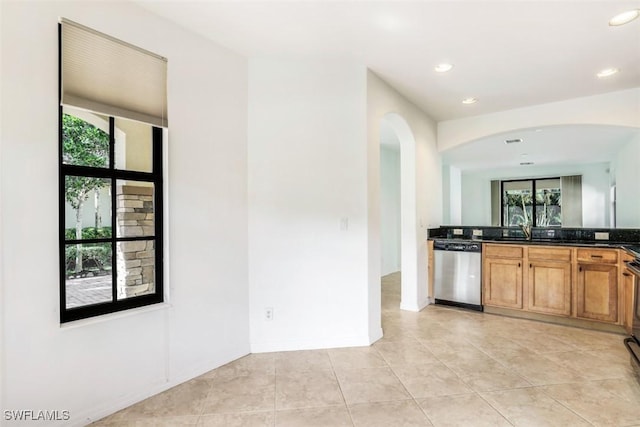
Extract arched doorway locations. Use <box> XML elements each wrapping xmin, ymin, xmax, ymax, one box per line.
<box><xmin>380</xmin><ymin>113</ymin><xmax>424</xmax><ymax>312</ymax></box>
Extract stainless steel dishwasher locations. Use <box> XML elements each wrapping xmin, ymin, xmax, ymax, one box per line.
<box><xmin>433</xmin><ymin>240</ymin><xmax>483</xmax><ymax>311</ymax></box>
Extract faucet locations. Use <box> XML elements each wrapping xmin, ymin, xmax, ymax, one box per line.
<box><xmin>520</xmin><ymin>223</ymin><xmax>532</xmax><ymax>240</ymax></box>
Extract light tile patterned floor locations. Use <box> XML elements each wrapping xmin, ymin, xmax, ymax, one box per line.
<box><xmin>92</xmin><ymin>273</ymin><xmax>640</xmax><ymax>426</ymax></box>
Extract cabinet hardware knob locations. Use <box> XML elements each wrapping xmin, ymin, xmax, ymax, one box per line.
<box><xmin>623</xmin><ymin>273</ymin><xmax>631</xmax><ymax>277</ymax></box>
<box><xmin>591</xmin><ymin>255</ymin><xmax>603</xmax><ymax>258</ymax></box>
<box><xmin>518</xmin><ymin>263</ymin><xmax>521</xmax><ymax>268</ymax></box>
<box><xmin>579</xmin><ymin>266</ymin><xmax>582</xmax><ymax>272</ymax></box>
<box><xmin>530</xmin><ymin>263</ymin><xmax>532</xmax><ymax>268</ymax></box>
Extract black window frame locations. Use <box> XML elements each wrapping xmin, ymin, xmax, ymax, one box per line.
<box><xmin>58</xmin><ymin>25</ymin><xmax>164</xmax><ymax>323</ymax></box>
<box><xmin>500</xmin><ymin>177</ymin><xmax>561</xmax><ymax>227</ymax></box>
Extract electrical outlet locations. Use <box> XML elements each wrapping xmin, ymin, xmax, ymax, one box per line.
<box><xmin>594</xmin><ymin>232</ymin><xmax>609</xmax><ymax>240</ymax></box>
<box><xmin>472</xmin><ymin>229</ymin><xmax>483</xmax><ymax>237</ymax></box>
<box><xmin>265</xmin><ymin>307</ymin><xmax>274</xmax><ymax>321</ymax></box>
<box><xmin>453</xmin><ymin>229</ymin><xmax>463</xmax><ymax>235</ymax></box>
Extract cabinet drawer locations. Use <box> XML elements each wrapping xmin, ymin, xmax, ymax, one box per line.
<box><xmin>484</xmin><ymin>244</ymin><xmax>523</xmax><ymax>259</ymax></box>
<box><xmin>576</xmin><ymin>248</ymin><xmax>618</xmax><ymax>264</ymax></box>
<box><xmin>528</xmin><ymin>247</ymin><xmax>572</xmax><ymax>262</ymax></box>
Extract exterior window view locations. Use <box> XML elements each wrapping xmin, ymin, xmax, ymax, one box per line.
<box><xmin>60</xmin><ymin>106</ymin><xmax>163</xmax><ymax>322</ymax></box>
<box><xmin>502</xmin><ymin>178</ymin><xmax>562</xmax><ymax>227</ymax></box>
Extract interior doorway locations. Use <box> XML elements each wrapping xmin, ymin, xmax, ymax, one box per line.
<box><xmin>380</xmin><ymin>120</ymin><xmax>401</xmax><ymax>277</ymax></box>
<box><xmin>379</xmin><ymin>113</ymin><xmax>422</xmax><ymax>312</ymax></box>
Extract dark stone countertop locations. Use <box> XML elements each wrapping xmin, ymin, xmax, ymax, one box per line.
<box><xmin>427</xmin><ymin>226</ymin><xmax>640</xmax><ymax>255</ymax></box>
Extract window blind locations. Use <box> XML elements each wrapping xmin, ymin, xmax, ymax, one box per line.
<box><xmin>561</xmin><ymin>175</ymin><xmax>583</xmax><ymax>227</ymax></box>
<box><xmin>60</xmin><ymin>19</ymin><xmax>168</xmax><ymax>128</ymax></box>
<box><xmin>490</xmin><ymin>180</ymin><xmax>500</xmax><ymax>226</ymax></box>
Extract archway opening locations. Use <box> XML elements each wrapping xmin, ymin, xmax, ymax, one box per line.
<box><xmin>379</xmin><ymin>113</ymin><xmax>422</xmax><ymax>312</ymax></box>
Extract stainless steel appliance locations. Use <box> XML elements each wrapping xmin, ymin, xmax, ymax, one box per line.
<box><xmin>623</xmin><ymin>245</ymin><xmax>640</xmax><ymax>384</ymax></box>
<box><xmin>433</xmin><ymin>240</ymin><xmax>482</xmax><ymax>311</ymax></box>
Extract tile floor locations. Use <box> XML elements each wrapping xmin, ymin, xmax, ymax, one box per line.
<box><xmin>93</xmin><ymin>273</ymin><xmax>640</xmax><ymax>426</ymax></box>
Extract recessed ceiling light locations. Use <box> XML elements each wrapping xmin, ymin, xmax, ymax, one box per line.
<box><xmin>505</xmin><ymin>138</ymin><xmax>523</xmax><ymax>144</ymax></box>
<box><xmin>434</xmin><ymin>63</ymin><xmax>454</xmax><ymax>73</ymax></box>
<box><xmin>597</xmin><ymin>67</ymin><xmax>620</xmax><ymax>78</ymax></box>
<box><xmin>462</xmin><ymin>97</ymin><xmax>477</xmax><ymax>104</ymax></box>
<box><xmin>520</xmin><ymin>162</ymin><xmax>534</xmax><ymax>166</ymax></box>
<box><xmin>609</xmin><ymin>9</ymin><xmax>640</xmax><ymax>26</ymax></box>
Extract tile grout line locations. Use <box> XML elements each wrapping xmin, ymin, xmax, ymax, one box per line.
<box><xmin>534</xmin><ymin>384</ymin><xmax>598</xmax><ymax>427</ymax></box>
<box><xmin>383</xmin><ymin>350</ymin><xmax>436</xmax><ymax>426</ymax></box>
<box><xmin>473</xmin><ymin>391</ymin><xmax>516</xmax><ymax>426</ymax></box>
<box><xmin>327</xmin><ymin>349</ymin><xmax>357</xmax><ymax>426</ymax></box>
<box><xmin>393</xmin><ymin>314</ymin><xmax>530</xmax><ymax>426</ymax></box>
<box><xmin>273</xmin><ymin>354</ymin><xmax>278</xmax><ymax>427</ymax></box>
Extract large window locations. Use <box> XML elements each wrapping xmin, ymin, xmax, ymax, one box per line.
<box><xmin>502</xmin><ymin>178</ymin><xmax>562</xmax><ymax>227</ymax></box>
<box><xmin>59</xmin><ymin>107</ymin><xmax>163</xmax><ymax>322</ymax></box>
<box><xmin>59</xmin><ymin>19</ymin><xmax>167</xmax><ymax>322</ymax></box>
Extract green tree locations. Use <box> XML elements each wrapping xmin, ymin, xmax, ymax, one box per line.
<box><xmin>504</xmin><ymin>190</ymin><xmax>532</xmax><ymax>226</ymax></box>
<box><xmin>63</xmin><ymin>113</ymin><xmax>109</xmax><ymax>272</ymax></box>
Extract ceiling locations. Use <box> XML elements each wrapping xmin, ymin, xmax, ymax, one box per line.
<box><xmin>138</xmin><ymin>1</ymin><xmax>640</xmax><ymax>171</ymax></box>
<box><xmin>138</xmin><ymin>0</ymin><xmax>640</xmax><ymax>122</ymax></box>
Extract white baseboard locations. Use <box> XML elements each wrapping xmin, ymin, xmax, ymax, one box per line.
<box><xmin>250</xmin><ymin>333</ymin><xmax>373</xmax><ymax>353</ymax></box>
<box><xmin>368</xmin><ymin>326</ymin><xmax>383</xmax><ymax>344</ymax></box>
<box><xmin>400</xmin><ymin>298</ymin><xmax>431</xmax><ymax>312</ymax></box>
<box><xmin>73</xmin><ymin>352</ymin><xmax>249</xmax><ymax>426</ymax></box>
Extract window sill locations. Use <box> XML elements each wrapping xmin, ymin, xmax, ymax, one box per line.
<box><xmin>60</xmin><ymin>302</ymin><xmax>171</xmax><ymax>329</ymax></box>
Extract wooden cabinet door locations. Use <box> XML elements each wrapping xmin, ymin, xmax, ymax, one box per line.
<box><xmin>576</xmin><ymin>263</ymin><xmax>618</xmax><ymax>323</ymax></box>
<box><xmin>623</xmin><ymin>269</ymin><xmax>636</xmax><ymax>334</ymax></box>
<box><xmin>484</xmin><ymin>258</ymin><xmax>523</xmax><ymax>309</ymax></box>
<box><xmin>528</xmin><ymin>261</ymin><xmax>571</xmax><ymax>316</ymax></box>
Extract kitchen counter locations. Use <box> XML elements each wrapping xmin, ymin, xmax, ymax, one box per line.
<box><xmin>429</xmin><ymin>236</ymin><xmax>630</xmax><ymax>248</ymax></box>
<box><xmin>427</xmin><ymin>226</ymin><xmax>640</xmax><ymax>255</ymax></box>
<box><xmin>427</xmin><ymin>226</ymin><xmax>640</xmax><ymax>334</ymax></box>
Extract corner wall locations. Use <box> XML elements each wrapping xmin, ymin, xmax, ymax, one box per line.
<box><xmin>614</xmin><ymin>133</ymin><xmax>640</xmax><ymax>227</ymax></box>
<box><xmin>247</xmin><ymin>59</ymin><xmax>371</xmax><ymax>352</ymax></box>
<box><xmin>367</xmin><ymin>72</ymin><xmax>441</xmax><ymax>329</ymax></box>
<box><xmin>1</xmin><ymin>2</ymin><xmax>249</xmax><ymax>424</ymax></box>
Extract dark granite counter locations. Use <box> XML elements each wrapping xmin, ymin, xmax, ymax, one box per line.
<box><xmin>428</xmin><ymin>226</ymin><xmax>640</xmax><ymax>253</ymax></box>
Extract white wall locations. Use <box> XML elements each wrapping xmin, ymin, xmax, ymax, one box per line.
<box><xmin>613</xmin><ymin>133</ymin><xmax>640</xmax><ymax>227</ymax></box>
<box><xmin>380</xmin><ymin>146</ymin><xmax>400</xmax><ymax>276</ymax></box>
<box><xmin>247</xmin><ymin>59</ymin><xmax>371</xmax><ymax>352</ymax></box>
<box><xmin>460</xmin><ymin>163</ymin><xmax>611</xmax><ymax>227</ymax></box>
<box><xmin>367</xmin><ymin>72</ymin><xmax>441</xmax><ymax>320</ymax></box>
<box><xmin>1</xmin><ymin>2</ymin><xmax>249</xmax><ymax>425</ymax></box>
<box><xmin>442</xmin><ymin>165</ymin><xmax>462</xmax><ymax>225</ymax></box>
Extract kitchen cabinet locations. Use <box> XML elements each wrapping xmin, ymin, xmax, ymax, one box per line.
<box><xmin>576</xmin><ymin>248</ymin><xmax>619</xmax><ymax>323</ymax></box>
<box><xmin>483</xmin><ymin>244</ymin><xmax>523</xmax><ymax>309</ymax></box>
<box><xmin>478</xmin><ymin>243</ymin><xmax>626</xmax><ymax>328</ymax></box>
<box><xmin>622</xmin><ymin>252</ymin><xmax>637</xmax><ymax>334</ymax></box>
<box><xmin>527</xmin><ymin>247</ymin><xmax>572</xmax><ymax>316</ymax></box>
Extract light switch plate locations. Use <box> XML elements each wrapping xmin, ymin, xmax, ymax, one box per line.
<box><xmin>472</xmin><ymin>229</ymin><xmax>483</xmax><ymax>236</ymax></box>
<box><xmin>453</xmin><ymin>229</ymin><xmax>463</xmax><ymax>235</ymax></box>
<box><xmin>594</xmin><ymin>232</ymin><xmax>609</xmax><ymax>240</ymax></box>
